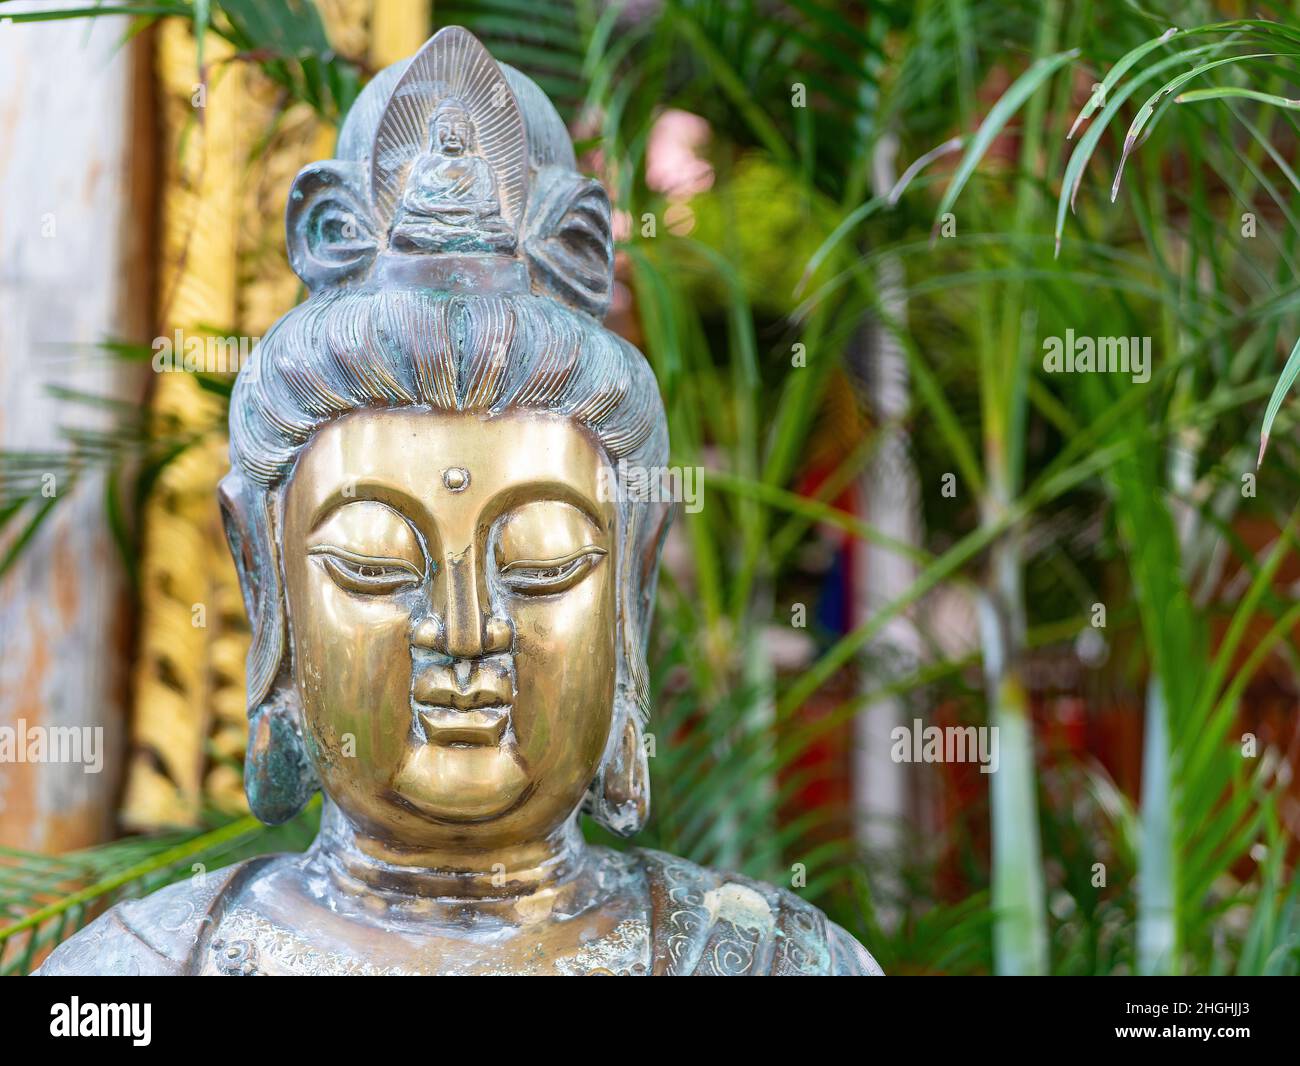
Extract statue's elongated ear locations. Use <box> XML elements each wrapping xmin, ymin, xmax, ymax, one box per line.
<box><xmin>584</xmin><ymin>502</ymin><xmax>654</xmax><ymax>837</ymax></box>
<box><xmin>219</xmin><ymin>470</ymin><xmax>318</xmax><ymax>824</ymax></box>
<box><xmin>524</xmin><ymin>165</ymin><xmax>615</xmax><ymax>319</ymax></box>
<box><xmin>218</xmin><ymin>471</ymin><xmax>284</xmax><ymax>713</ymax></box>
<box><xmin>286</xmin><ymin>160</ymin><xmax>378</xmax><ymax>291</ymax></box>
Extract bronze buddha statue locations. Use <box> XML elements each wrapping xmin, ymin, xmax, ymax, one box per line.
<box><xmin>40</xmin><ymin>27</ymin><xmax>881</xmax><ymax>977</ymax></box>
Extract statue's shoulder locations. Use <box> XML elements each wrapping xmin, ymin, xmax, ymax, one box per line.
<box><xmin>34</xmin><ymin>855</ymin><xmax>279</xmax><ymax>976</ymax></box>
<box><xmin>630</xmin><ymin>847</ymin><xmax>883</xmax><ymax>976</ymax></box>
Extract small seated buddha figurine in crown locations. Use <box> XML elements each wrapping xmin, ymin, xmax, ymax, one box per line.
<box><xmin>390</xmin><ymin>98</ymin><xmax>516</xmax><ymax>255</ymax></box>
<box><xmin>40</xmin><ymin>27</ymin><xmax>882</xmax><ymax>977</ymax></box>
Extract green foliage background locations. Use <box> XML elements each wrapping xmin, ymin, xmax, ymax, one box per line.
<box><xmin>4</xmin><ymin>0</ymin><xmax>1300</xmax><ymax>976</ymax></box>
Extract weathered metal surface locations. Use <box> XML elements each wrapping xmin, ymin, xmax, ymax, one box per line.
<box><xmin>42</xmin><ymin>26</ymin><xmax>882</xmax><ymax>975</ymax></box>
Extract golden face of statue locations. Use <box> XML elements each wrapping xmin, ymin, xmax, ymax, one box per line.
<box><xmin>281</xmin><ymin>407</ymin><xmax>619</xmax><ymax>854</ymax></box>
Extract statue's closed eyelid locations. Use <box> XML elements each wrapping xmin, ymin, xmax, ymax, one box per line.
<box><xmin>307</xmin><ymin>544</ymin><xmax>426</xmax><ymax>577</ymax></box>
<box><xmin>499</xmin><ymin>546</ymin><xmax>605</xmax><ymax>573</ymax></box>
<box><xmin>496</xmin><ymin>545</ymin><xmax>606</xmax><ymax>596</ymax></box>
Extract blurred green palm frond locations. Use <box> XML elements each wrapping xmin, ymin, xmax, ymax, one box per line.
<box><xmin>0</xmin><ymin>802</ymin><xmax>319</xmax><ymax>975</ymax></box>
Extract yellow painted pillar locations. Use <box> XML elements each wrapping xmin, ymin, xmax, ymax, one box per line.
<box><xmin>122</xmin><ymin>1</ymin><xmax>429</xmax><ymax>827</ymax></box>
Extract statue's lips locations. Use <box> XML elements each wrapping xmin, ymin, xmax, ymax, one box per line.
<box><xmin>416</xmin><ymin>704</ymin><xmax>510</xmax><ymax>747</ymax></box>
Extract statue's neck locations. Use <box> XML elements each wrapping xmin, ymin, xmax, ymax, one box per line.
<box><xmin>309</xmin><ymin>798</ymin><xmax>598</xmax><ymax>918</ymax></box>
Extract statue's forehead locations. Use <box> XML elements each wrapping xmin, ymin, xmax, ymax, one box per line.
<box><xmin>285</xmin><ymin>406</ymin><xmax>613</xmax><ymax>525</ymax></box>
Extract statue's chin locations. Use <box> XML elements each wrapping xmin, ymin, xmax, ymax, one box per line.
<box><xmin>391</xmin><ymin>740</ymin><xmax>529</xmax><ymax>821</ymax></box>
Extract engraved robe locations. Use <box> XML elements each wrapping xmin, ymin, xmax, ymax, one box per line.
<box><xmin>37</xmin><ymin>848</ymin><xmax>882</xmax><ymax>976</ymax></box>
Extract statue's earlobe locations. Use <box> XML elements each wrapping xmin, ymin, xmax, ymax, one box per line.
<box><xmin>286</xmin><ymin>160</ymin><xmax>378</xmax><ymax>291</ymax></box>
<box><xmin>592</xmin><ymin>712</ymin><xmax>650</xmax><ymax>837</ymax></box>
<box><xmin>245</xmin><ymin>687</ymin><xmax>318</xmax><ymax>825</ymax></box>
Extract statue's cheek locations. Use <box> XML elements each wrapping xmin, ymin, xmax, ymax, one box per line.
<box><xmin>290</xmin><ymin>570</ymin><xmax>415</xmax><ymax>774</ymax></box>
<box><xmin>506</xmin><ymin>569</ymin><xmax>617</xmax><ymax>770</ymax></box>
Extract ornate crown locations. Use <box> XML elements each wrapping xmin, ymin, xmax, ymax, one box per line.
<box><xmin>286</xmin><ymin>26</ymin><xmax>615</xmax><ymax>318</ymax></box>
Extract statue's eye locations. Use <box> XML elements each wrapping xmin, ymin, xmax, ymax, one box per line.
<box><xmin>499</xmin><ymin>546</ymin><xmax>605</xmax><ymax>595</ymax></box>
<box><xmin>309</xmin><ymin>545</ymin><xmax>424</xmax><ymax>595</ymax></box>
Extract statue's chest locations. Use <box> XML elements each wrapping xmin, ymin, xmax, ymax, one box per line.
<box><xmin>435</xmin><ymin>158</ymin><xmax>474</xmax><ymax>182</ymax></box>
<box><xmin>200</xmin><ymin>902</ymin><xmax>652</xmax><ymax>976</ymax></box>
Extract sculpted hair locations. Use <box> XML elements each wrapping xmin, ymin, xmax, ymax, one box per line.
<box><xmin>220</xmin><ymin>286</ymin><xmax>670</xmax><ymax>828</ymax></box>
<box><xmin>229</xmin><ymin>287</ymin><xmax>665</xmax><ymax>486</ymax></box>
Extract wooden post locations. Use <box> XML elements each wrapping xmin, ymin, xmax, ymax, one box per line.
<box><xmin>0</xmin><ymin>17</ymin><xmax>151</xmax><ymax>851</ymax></box>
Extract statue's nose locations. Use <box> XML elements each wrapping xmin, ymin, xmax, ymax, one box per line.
<box><xmin>410</xmin><ymin>614</ymin><xmax>513</xmax><ymax>658</ymax></box>
<box><xmin>410</xmin><ymin>547</ymin><xmax>512</xmax><ymax>658</ymax></box>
